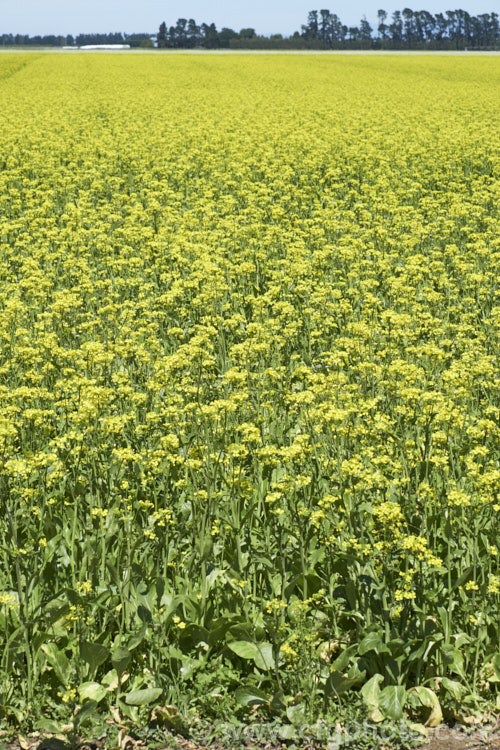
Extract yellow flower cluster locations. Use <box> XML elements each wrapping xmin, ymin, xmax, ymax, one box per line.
<box><xmin>0</xmin><ymin>53</ymin><xmax>499</xmax><ymax>708</ymax></box>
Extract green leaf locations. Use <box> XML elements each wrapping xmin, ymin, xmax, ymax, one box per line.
<box><xmin>378</xmin><ymin>685</ymin><xmax>407</xmax><ymax>720</ymax></box>
<box><xmin>80</xmin><ymin>641</ymin><xmax>109</xmax><ymax>673</ymax></box>
<box><xmin>271</xmin><ymin>690</ymin><xmax>286</xmax><ymax>712</ymax></box>
<box><xmin>74</xmin><ymin>700</ymin><xmax>98</xmax><ymax>727</ymax></box>
<box><xmin>331</xmin><ymin>643</ymin><xmax>357</xmax><ymax>671</ymax></box>
<box><xmin>441</xmin><ymin>645</ymin><xmax>466</xmax><ymax>680</ymax></box>
<box><xmin>127</xmin><ymin>625</ymin><xmax>148</xmax><ymax>652</ymax></box>
<box><xmin>325</xmin><ymin>668</ymin><xmax>365</xmax><ymax>697</ymax></box>
<box><xmin>41</xmin><ymin>643</ymin><xmax>71</xmax><ymax>686</ymax></box>
<box><xmin>286</xmin><ymin>703</ymin><xmax>306</xmax><ymax>726</ymax></box>
<box><xmin>234</xmin><ymin>686</ymin><xmax>269</xmax><ymax>706</ymax></box>
<box><xmin>101</xmin><ymin>668</ymin><xmax>128</xmax><ymax>691</ymax></box>
<box><xmin>125</xmin><ymin>688</ymin><xmax>163</xmax><ymax>706</ymax></box>
<box><xmin>35</xmin><ymin>718</ymin><xmax>66</xmax><ymax>734</ymax></box>
<box><xmin>279</xmin><ymin>725</ymin><xmax>298</xmax><ymax>740</ymax></box>
<box><xmin>227</xmin><ymin>640</ymin><xmax>258</xmax><ymax>660</ymax></box>
<box><xmin>111</xmin><ymin>647</ymin><xmax>132</xmax><ymax>676</ymax></box>
<box><xmin>408</xmin><ymin>686</ymin><xmax>435</xmax><ymax>709</ymax></box>
<box><xmin>441</xmin><ymin>677</ymin><xmax>466</xmax><ymax>701</ymax></box>
<box><xmin>254</xmin><ymin>642</ymin><xmax>274</xmax><ymax>671</ymax></box>
<box><xmin>78</xmin><ymin>682</ymin><xmax>108</xmax><ymax>703</ymax></box>
<box><xmin>358</xmin><ymin>634</ymin><xmax>389</xmax><ymax>656</ymax></box>
<box><xmin>492</xmin><ymin>654</ymin><xmax>500</xmax><ymax>681</ymax></box>
<box><xmin>360</xmin><ymin>673</ymin><xmax>384</xmax><ymax>708</ymax></box>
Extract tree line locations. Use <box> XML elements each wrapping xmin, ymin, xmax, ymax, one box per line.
<box><xmin>301</xmin><ymin>8</ymin><xmax>500</xmax><ymax>48</ymax></box>
<box><xmin>2</xmin><ymin>9</ymin><xmax>499</xmax><ymax>50</ymax></box>
<box><xmin>0</xmin><ymin>32</ymin><xmax>153</xmax><ymax>48</ymax></box>
<box><xmin>157</xmin><ymin>9</ymin><xmax>499</xmax><ymax>49</ymax></box>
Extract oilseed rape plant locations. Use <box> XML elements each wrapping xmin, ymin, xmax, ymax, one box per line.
<box><xmin>1</xmin><ymin>52</ymin><xmax>500</xmax><ymax>734</ymax></box>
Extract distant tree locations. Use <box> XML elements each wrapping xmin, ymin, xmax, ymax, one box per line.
<box><xmin>239</xmin><ymin>28</ymin><xmax>256</xmax><ymax>38</ymax></box>
<box><xmin>219</xmin><ymin>27</ymin><xmax>238</xmax><ymax>47</ymax></box>
<box><xmin>359</xmin><ymin>16</ymin><xmax>373</xmax><ymax>41</ymax></box>
<box><xmin>347</xmin><ymin>25</ymin><xmax>361</xmax><ymax>41</ymax></box>
<box><xmin>332</xmin><ymin>14</ymin><xmax>346</xmax><ymax>44</ymax></box>
<box><xmin>157</xmin><ymin>21</ymin><xmax>167</xmax><ymax>47</ymax></box>
<box><xmin>377</xmin><ymin>9</ymin><xmax>389</xmax><ymax>40</ymax></box>
<box><xmin>187</xmin><ymin>18</ymin><xmax>201</xmax><ymax>47</ymax></box>
<box><xmin>402</xmin><ymin>8</ymin><xmax>416</xmax><ymax>46</ymax></box>
<box><xmin>302</xmin><ymin>10</ymin><xmax>319</xmax><ymax>39</ymax></box>
<box><xmin>319</xmin><ymin>9</ymin><xmax>332</xmax><ymax>43</ymax></box>
<box><xmin>434</xmin><ymin>12</ymin><xmax>449</xmax><ymax>41</ymax></box>
<box><xmin>471</xmin><ymin>10</ymin><xmax>498</xmax><ymax>46</ymax></box>
<box><xmin>416</xmin><ymin>10</ymin><xmax>436</xmax><ymax>43</ymax></box>
<box><xmin>201</xmin><ymin>22</ymin><xmax>219</xmax><ymax>47</ymax></box>
<box><xmin>389</xmin><ymin>10</ymin><xmax>403</xmax><ymax>45</ymax></box>
<box><xmin>173</xmin><ymin>18</ymin><xmax>188</xmax><ymax>47</ymax></box>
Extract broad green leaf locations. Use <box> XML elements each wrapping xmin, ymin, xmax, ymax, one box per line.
<box><xmin>178</xmin><ymin>624</ymin><xmax>210</xmax><ymax>649</ymax></box>
<box><xmin>78</xmin><ymin>681</ymin><xmax>108</xmax><ymax>703</ymax></box>
<box><xmin>378</xmin><ymin>685</ymin><xmax>407</xmax><ymax>720</ymax></box>
<box><xmin>408</xmin><ymin>686</ymin><xmax>435</xmax><ymax>709</ymax></box>
<box><xmin>137</xmin><ymin>605</ymin><xmax>153</xmax><ymax>624</ymax></box>
<box><xmin>331</xmin><ymin>643</ymin><xmax>357</xmax><ymax>672</ymax></box>
<box><xmin>125</xmin><ymin>688</ymin><xmax>162</xmax><ymax>706</ymax></box>
<box><xmin>234</xmin><ymin>686</ymin><xmax>269</xmax><ymax>706</ymax></box>
<box><xmin>271</xmin><ymin>690</ymin><xmax>286</xmax><ymax>712</ymax></box>
<box><xmin>128</xmin><ymin>625</ymin><xmax>148</xmax><ymax>652</ymax></box>
<box><xmin>286</xmin><ymin>703</ymin><xmax>306</xmax><ymax>726</ymax></box>
<box><xmin>227</xmin><ymin>640</ymin><xmax>258</xmax><ymax>660</ymax></box>
<box><xmin>207</xmin><ymin>617</ymin><xmax>233</xmax><ymax>646</ymax></box>
<box><xmin>441</xmin><ymin>677</ymin><xmax>466</xmax><ymax>700</ymax></box>
<box><xmin>111</xmin><ymin>647</ymin><xmax>132</xmax><ymax>676</ymax></box>
<box><xmin>101</xmin><ymin>668</ymin><xmax>129</xmax><ymax>690</ymax></box>
<box><xmin>35</xmin><ymin>718</ymin><xmax>65</xmax><ymax>734</ymax></box>
<box><xmin>80</xmin><ymin>641</ymin><xmax>109</xmax><ymax>672</ymax></box>
<box><xmin>326</xmin><ymin>668</ymin><xmax>365</xmax><ymax>697</ymax></box>
<box><xmin>441</xmin><ymin>645</ymin><xmax>466</xmax><ymax>680</ymax></box>
<box><xmin>73</xmin><ymin>700</ymin><xmax>98</xmax><ymax>727</ymax></box>
<box><xmin>41</xmin><ymin>643</ymin><xmax>71</xmax><ymax>686</ymax></box>
<box><xmin>254</xmin><ymin>642</ymin><xmax>274</xmax><ymax>671</ymax></box>
<box><xmin>358</xmin><ymin>634</ymin><xmax>389</xmax><ymax>656</ymax></box>
<box><xmin>360</xmin><ymin>673</ymin><xmax>384</xmax><ymax>708</ymax></box>
<box><xmin>119</xmin><ymin>703</ymin><xmax>140</xmax><ymax>723</ymax></box>
<box><xmin>279</xmin><ymin>725</ymin><xmax>298</xmax><ymax>740</ymax></box>
<box><xmin>455</xmin><ymin>633</ymin><xmax>471</xmax><ymax>650</ymax></box>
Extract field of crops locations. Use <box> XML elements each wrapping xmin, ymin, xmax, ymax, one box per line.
<box><xmin>1</xmin><ymin>52</ymin><xmax>500</xmax><ymax>738</ymax></box>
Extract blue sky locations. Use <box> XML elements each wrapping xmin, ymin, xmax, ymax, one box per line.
<box><xmin>2</xmin><ymin>0</ymin><xmax>497</xmax><ymax>36</ymax></box>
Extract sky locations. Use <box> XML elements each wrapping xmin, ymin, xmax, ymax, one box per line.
<box><xmin>1</xmin><ymin>0</ymin><xmax>497</xmax><ymax>37</ymax></box>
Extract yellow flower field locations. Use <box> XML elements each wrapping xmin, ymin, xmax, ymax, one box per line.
<box><xmin>1</xmin><ymin>52</ymin><xmax>500</xmax><ymax>734</ymax></box>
